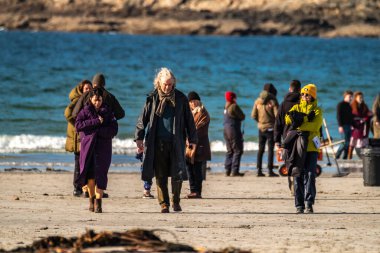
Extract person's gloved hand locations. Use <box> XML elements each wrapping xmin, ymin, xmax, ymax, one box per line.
<box><xmin>307</xmin><ymin>110</ymin><xmax>316</xmax><ymax>122</ymax></box>
<box><xmin>288</xmin><ymin>111</ymin><xmax>306</xmax><ymax>129</ymax></box>
<box><xmin>135</xmin><ymin>152</ymin><xmax>143</xmax><ymax>162</ymax></box>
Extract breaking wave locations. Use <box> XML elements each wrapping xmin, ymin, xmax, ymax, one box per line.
<box><xmin>0</xmin><ymin>134</ymin><xmax>260</xmax><ymax>154</ymax></box>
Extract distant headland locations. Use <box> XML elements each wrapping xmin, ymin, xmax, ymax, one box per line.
<box><xmin>1</xmin><ymin>0</ymin><xmax>379</xmax><ymax>37</ymax></box>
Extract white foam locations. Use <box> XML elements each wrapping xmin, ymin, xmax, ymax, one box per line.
<box><xmin>1</xmin><ymin>134</ymin><xmax>342</xmax><ymax>154</ymax></box>
<box><xmin>0</xmin><ymin>134</ymin><xmax>66</xmax><ymax>153</ymax></box>
<box><xmin>211</xmin><ymin>140</ymin><xmax>259</xmax><ymax>152</ymax></box>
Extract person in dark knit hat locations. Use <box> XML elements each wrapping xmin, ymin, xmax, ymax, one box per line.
<box><xmin>72</xmin><ymin>73</ymin><xmax>125</xmax><ymax>121</ymax></box>
<box><xmin>185</xmin><ymin>91</ymin><xmax>211</xmax><ymax>198</ymax></box>
<box><xmin>188</xmin><ymin>91</ymin><xmax>201</xmax><ymax>102</ymax></box>
<box><xmin>92</xmin><ymin>73</ymin><xmax>106</xmax><ymax>87</ymax></box>
<box><xmin>224</xmin><ymin>91</ymin><xmax>245</xmax><ymax>177</ymax></box>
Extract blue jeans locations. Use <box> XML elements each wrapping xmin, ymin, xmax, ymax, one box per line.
<box><xmin>144</xmin><ymin>180</ymin><xmax>152</xmax><ymax>191</ymax></box>
<box><xmin>336</xmin><ymin>124</ymin><xmax>351</xmax><ymax>159</ymax></box>
<box><xmin>224</xmin><ymin>130</ymin><xmax>244</xmax><ymax>175</ymax></box>
<box><xmin>294</xmin><ymin>152</ymin><xmax>318</xmax><ymax>209</ymax></box>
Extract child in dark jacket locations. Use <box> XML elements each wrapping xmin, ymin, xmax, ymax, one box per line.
<box><xmin>75</xmin><ymin>88</ymin><xmax>118</xmax><ymax>213</ymax></box>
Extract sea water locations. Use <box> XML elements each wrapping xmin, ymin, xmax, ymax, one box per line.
<box><xmin>0</xmin><ymin>31</ymin><xmax>379</xmax><ymax>172</ymax></box>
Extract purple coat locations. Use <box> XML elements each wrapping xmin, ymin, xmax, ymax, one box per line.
<box><xmin>75</xmin><ymin>104</ymin><xmax>118</xmax><ymax>189</ymax></box>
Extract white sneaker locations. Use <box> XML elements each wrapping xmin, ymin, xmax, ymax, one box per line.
<box><xmin>142</xmin><ymin>191</ymin><xmax>154</xmax><ymax>199</ymax></box>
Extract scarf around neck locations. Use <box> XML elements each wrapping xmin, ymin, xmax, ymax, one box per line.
<box><xmin>156</xmin><ymin>87</ymin><xmax>176</xmax><ymax>117</ymax></box>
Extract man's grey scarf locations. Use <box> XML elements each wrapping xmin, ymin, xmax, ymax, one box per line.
<box><xmin>156</xmin><ymin>87</ymin><xmax>176</xmax><ymax>117</ymax></box>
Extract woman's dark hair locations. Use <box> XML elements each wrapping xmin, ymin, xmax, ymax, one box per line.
<box><xmin>78</xmin><ymin>79</ymin><xmax>92</xmax><ymax>92</ymax></box>
<box><xmin>263</xmin><ymin>83</ymin><xmax>277</xmax><ymax>96</ymax></box>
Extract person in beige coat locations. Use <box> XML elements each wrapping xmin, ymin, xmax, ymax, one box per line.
<box><xmin>252</xmin><ymin>83</ymin><xmax>279</xmax><ymax>177</ymax></box>
<box><xmin>64</xmin><ymin>79</ymin><xmax>92</xmax><ymax>196</ymax></box>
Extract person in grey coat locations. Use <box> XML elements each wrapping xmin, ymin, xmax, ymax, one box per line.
<box><xmin>135</xmin><ymin>67</ymin><xmax>198</xmax><ymax>213</ymax></box>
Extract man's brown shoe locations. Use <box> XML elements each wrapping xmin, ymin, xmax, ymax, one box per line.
<box><xmin>173</xmin><ymin>203</ymin><xmax>182</xmax><ymax>212</ymax></box>
<box><xmin>161</xmin><ymin>204</ymin><xmax>169</xmax><ymax>213</ymax></box>
<box><xmin>187</xmin><ymin>192</ymin><xmax>202</xmax><ymax>199</ymax></box>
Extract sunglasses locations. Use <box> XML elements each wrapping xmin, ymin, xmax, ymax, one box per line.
<box><xmin>301</xmin><ymin>93</ymin><xmax>310</xmax><ymax>98</ymax></box>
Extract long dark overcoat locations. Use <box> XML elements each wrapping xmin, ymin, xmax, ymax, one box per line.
<box><xmin>75</xmin><ymin>104</ymin><xmax>118</xmax><ymax>189</ymax></box>
<box><xmin>135</xmin><ymin>89</ymin><xmax>198</xmax><ymax>181</ymax></box>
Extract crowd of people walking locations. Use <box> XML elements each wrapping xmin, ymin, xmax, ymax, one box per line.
<box><xmin>336</xmin><ymin>90</ymin><xmax>377</xmax><ymax>160</ymax></box>
<box><xmin>64</xmin><ymin>68</ymin><xmax>379</xmax><ymax>214</ymax></box>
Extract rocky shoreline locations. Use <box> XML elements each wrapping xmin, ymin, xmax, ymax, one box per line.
<box><xmin>1</xmin><ymin>0</ymin><xmax>380</xmax><ymax>37</ymax></box>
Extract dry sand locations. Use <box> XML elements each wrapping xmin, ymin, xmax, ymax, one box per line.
<box><xmin>0</xmin><ymin>171</ymin><xmax>380</xmax><ymax>252</ymax></box>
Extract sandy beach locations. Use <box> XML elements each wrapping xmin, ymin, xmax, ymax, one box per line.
<box><xmin>0</xmin><ymin>171</ymin><xmax>380</xmax><ymax>252</ymax></box>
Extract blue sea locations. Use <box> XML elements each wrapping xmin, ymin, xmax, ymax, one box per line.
<box><xmin>0</xmin><ymin>31</ymin><xmax>379</xmax><ymax>172</ymax></box>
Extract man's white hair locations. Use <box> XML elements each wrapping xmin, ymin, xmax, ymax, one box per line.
<box><xmin>154</xmin><ymin>67</ymin><xmax>176</xmax><ymax>89</ymax></box>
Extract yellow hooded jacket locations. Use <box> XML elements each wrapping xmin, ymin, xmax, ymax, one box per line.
<box><xmin>64</xmin><ymin>85</ymin><xmax>83</xmax><ymax>153</ymax></box>
<box><xmin>285</xmin><ymin>99</ymin><xmax>323</xmax><ymax>152</ymax></box>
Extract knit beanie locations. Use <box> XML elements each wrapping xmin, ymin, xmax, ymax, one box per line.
<box><xmin>92</xmin><ymin>73</ymin><xmax>106</xmax><ymax>87</ymax></box>
<box><xmin>225</xmin><ymin>91</ymin><xmax>236</xmax><ymax>102</ymax></box>
<box><xmin>301</xmin><ymin>84</ymin><xmax>317</xmax><ymax>99</ymax></box>
<box><xmin>188</xmin><ymin>91</ymin><xmax>201</xmax><ymax>101</ymax></box>
<box><xmin>263</xmin><ymin>83</ymin><xmax>277</xmax><ymax>96</ymax></box>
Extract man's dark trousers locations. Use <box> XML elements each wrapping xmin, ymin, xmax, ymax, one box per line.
<box><xmin>336</xmin><ymin>124</ymin><xmax>351</xmax><ymax>159</ymax></box>
<box><xmin>257</xmin><ymin>129</ymin><xmax>275</xmax><ymax>171</ymax></box>
<box><xmin>154</xmin><ymin>140</ymin><xmax>182</xmax><ymax>206</ymax></box>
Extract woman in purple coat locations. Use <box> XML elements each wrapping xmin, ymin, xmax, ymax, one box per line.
<box><xmin>75</xmin><ymin>88</ymin><xmax>118</xmax><ymax>213</ymax></box>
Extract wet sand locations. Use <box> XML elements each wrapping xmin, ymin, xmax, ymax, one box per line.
<box><xmin>0</xmin><ymin>171</ymin><xmax>380</xmax><ymax>252</ymax></box>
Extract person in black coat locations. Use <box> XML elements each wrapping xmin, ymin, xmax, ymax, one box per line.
<box><xmin>336</xmin><ymin>90</ymin><xmax>354</xmax><ymax>159</ymax></box>
<box><xmin>274</xmin><ymin>80</ymin><xmax>301</xmax><ymax>194</ymax></box>
<box><xmin>135</xmin><ymin>68</ymin><xmax>197</xmax><ymax>213</ymax></box>
<box><xmin>274</xmin><ymin>80</ymin><xmax>301</xmax><ymax>148</ymax></box>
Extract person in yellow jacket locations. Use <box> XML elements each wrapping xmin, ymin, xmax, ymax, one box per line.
<box><xmin>285</xmin><ymin>84</ymin><xmax>323</xmax><ymax>214</ymax></box>
<box><xmin>64</xmin><ymin>80</ymin><xmax>92</xmax><ymax>196</ymax></box>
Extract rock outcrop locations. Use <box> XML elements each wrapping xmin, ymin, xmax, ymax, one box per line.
<box><xmin>0</xmin><ymin>0</ymin><xmax>379</xmax><ymax>37</ymax></box>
